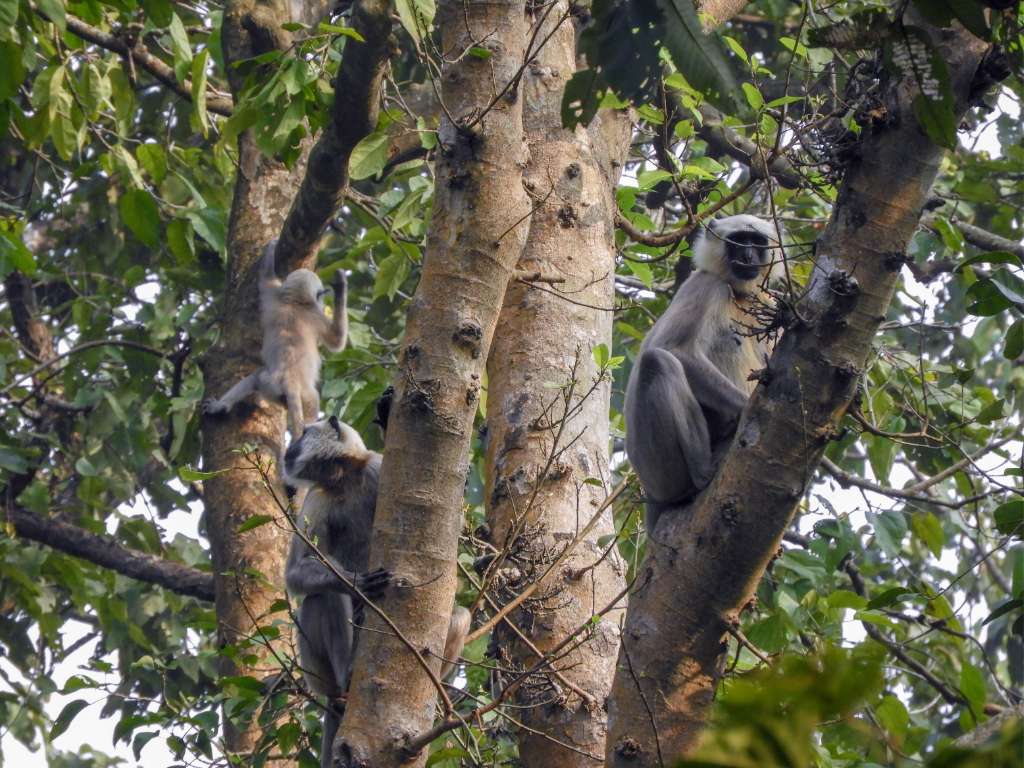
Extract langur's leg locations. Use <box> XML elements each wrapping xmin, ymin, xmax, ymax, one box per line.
<box><xmin>283</xmin><ymin>387</ymin><xmax>307</xmax><ymax>441</ymax></box>
<box><xmin>202</xmin><ymin>371</ymin><xmax>260</xmax><ymax>415</ymax></box>
<box><xmin>320</xmin><ymin>707</ymin><xmax>340</xmax><ymax>768</ymax></box>
<box><xmin>625</xmin><ymin>348</ymin><xmax>713</xmax><ymax>533</ymax></box>
<box><xmin>301</xmin><ymin>386</ymin><xmax>321</xmax><ymax>430</ymax></box>
<box><xmin>441</xmin><ymin>606</ymin><xmax>471</xmax><ymax>680</ymax></box>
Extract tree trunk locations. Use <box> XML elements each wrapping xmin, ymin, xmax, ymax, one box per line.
<box><xmin>335</xmin><ymin>0</ymin><xmax>531</xmax><ymax>765</ymax></box>
<box><xmin>605</xmin><ymin>23</ymin><xmax>991</xmax><ymax>767</ymax></box>
<box><xmin>481</xmin><ymin>4</ymin><xmax>630</xmax><ymax>765</ymax></box>
<box><xmin>200</xmin><ymin>0</ymin><xmax>320</xmax><ymax>760</ymax></box>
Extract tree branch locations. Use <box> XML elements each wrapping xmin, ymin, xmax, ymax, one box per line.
<box><xmin>57</xmin><ymin>12</ymin><xmax>234</xmax><ymax>117</ymax></box>
<box><xmin>922</xmin><ymin>214</ymin><xmax>1024</xmax><ymax>260</ymax></box>
<box><xmin>274</xmin><ymin>0</ymin><xmax>393</xmax><ymax>273</ymax></box>
<box><xmin>4</xmin><ymin>505</ymin><xmax>214</xmax><ymax>601</ymax></box>
<box><xmin>696</xmin><ymin>102</ymin><xmax>802</xmax><ymax>189</ymax></box>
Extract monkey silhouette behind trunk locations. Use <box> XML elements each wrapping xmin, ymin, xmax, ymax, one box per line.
<box><xmin>202</xmin><ymin>241</ymin><xmax>348</xmax><ymax>439</ymax></box>
<box><xmin>283</xmin><ymin>418</ymin><xmax>471</xmax><ymax>768</ymax></box>
<box><xmin>625</xmin><ymin>214</ymin><xmax>783</xmax><ymax>534</ymax></box>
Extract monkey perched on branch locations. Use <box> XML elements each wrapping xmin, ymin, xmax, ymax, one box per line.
<box><xmin>625</xmin><ymin>214</ymin><xmax>784</xmax><ymax>533</ymax></box>
<box><xmin>202</xmin><ymin>242</ymin><xmax>348</xmax><ymax>439</ymax></box>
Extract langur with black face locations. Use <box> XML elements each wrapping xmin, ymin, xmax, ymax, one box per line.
<box><xmin>283</xmin><ymin>417</ymin><xmax>471</xmax><ymax>768</ymax></box>
<box><xmin>624</xmin><ymin>214</ymin><xmax>784</xmax><ymax>534</ymax></box>
<box><xmin>202</xmin><ymin>241</ymin><xmax>348</xmax><ymax>439</ymax></box>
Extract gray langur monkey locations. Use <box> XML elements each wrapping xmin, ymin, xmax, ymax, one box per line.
<box><xmin>202</xmin><ymin>241</ymin><xmax>348</xmax><ymax>439</ymax></box>
<box><xmin>624</xmin><ymin>214</ymin><xmax>784</xmax><ymax>534</ymax></box>
<box><xmin>283</xmin><ymin>417</ymin><xmax>471</xmax><ymax>768</ymax></box>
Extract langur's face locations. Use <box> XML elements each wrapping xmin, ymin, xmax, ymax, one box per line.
<box><xmin>707</xmin><ymin>216</ymin><xmax>780</xmax><ymax>284</ymax></box>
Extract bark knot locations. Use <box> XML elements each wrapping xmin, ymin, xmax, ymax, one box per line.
<box><xmin>453</xmin><ymin>320</ymin><xmax>483</xmax><ymax>357</ymax></box>
<box><xmin>614</xmin><ymin>736</ymin><xmax>642</xmax><ymax>759</ymax></box>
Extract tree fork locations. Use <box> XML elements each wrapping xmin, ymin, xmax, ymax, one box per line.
<box><xmin>605</xmin><ymin>20</ymin><xmax>994</xmax><ymax>767</ymax></box>
<box><xmin>335</xmin><ymin>0</ymin><xmax>531</xmax><ymax>765</ymax></box>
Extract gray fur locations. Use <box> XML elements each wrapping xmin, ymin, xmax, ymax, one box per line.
<box><xmin>283</xmin><ymin>418</ymin><xmax>470</xmax><ymax>767</ymax></box>
<box><xmin>625</xmin><ymin>215</ymin><xmax>783</xmax><ymax>535</ymax></box>
<box><xmin>202</xmin><ymin>241</ymin><xmax>348</xmax><ymax>439</ymax></box>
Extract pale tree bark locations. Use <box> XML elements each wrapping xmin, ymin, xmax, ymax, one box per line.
<box><xmin>199</xmin><ymin>0</ymin><xmax>340</xmax><ymax>761</ymax></box>
<box><xmin>605</xmin><ymin>22</ymin><xmax>993</xmax><ymax>768</ymax></box>
<box><xmin>335</xmin><ymin>0</ymin><xmax>531</xmax><ymax>765</ymax></box>
<box><xmin>480</xmin><ymin>3</ymin><xmax>629</xmax><ymax>765</ymax></box>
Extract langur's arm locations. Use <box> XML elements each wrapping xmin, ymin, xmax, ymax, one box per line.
<box><xmin>678</xmin><ymin>352</ymin><xmax>749</xmax><ymax>421</ymax></box>
<box><xmin>321</xmin><ymin>270</ymin><xmax>348</xmax><ymax>352</ymax></box>
<box><xmin>285</xmin><ymin>533</ymin><xmax>390</xmax><ymax>598</ymax></box>
<box><xmin>202</xmin><ymin>371</ymin><xmax>259</xmax><ymax>414</ymax></box>
<box><xmin>258</xmin><ymin>240</ymin><xmax>281</xmax><ymax>299</ymax></box>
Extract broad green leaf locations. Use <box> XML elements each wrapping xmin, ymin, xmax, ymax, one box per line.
<box><xmin>169</xmin><ymin>13</ymin><xmax>193</xmax><ymax>83</ymax></box>
<box><xmin>50</xmin><ymin>699</ymin><xmax>89</xmax><ymax>741</ymax></box>
<box><xmin>0</xmin><ymin>42</ymin><xmax>26</xmax><ymax>100</ymax></box>
<box><xmin>136</xmin><ymin>144</ymin><xmax>168</xmax><ymax>184</ymax></box>
<box><xmin>0</xmin><ymin>0</ymin><xmax>17</xmax><ymax>28</ymax></box>
<box><xmin>911</xmin><ymin>512</ymin><xmax>944</xmax><ymax>557</ymax></box>
<box><xmin>1005</xmin><ymin>319</ymin><xmax>1023</xmax><ymax>361</ymax></box>
<box><xmin>36</xmin><ymin>0</ymin><xmax>65</xmax><ymax>30</ymax></box>
<box><xmin>349</xmin><ymin>128</ymin><xmax>389</xmax><ymax>180</ymax></box>
<box><xmin>875</xmin><ymin>694</ymin><xmax>910</xmax><ymax>739</ymax></box>
<box><xmin>178</xmin><ymin>466</ymin><xmax>230</xmax><ymax>481</ymax></box>
<box><xmin>120</xmin><ymin>189</ymin><xmax>161</xmax><ymax>247</ymax></box>
<box><xmin>373</xmin><ymin>251</ymin><xmax>410</xmax><ymax>300</ymax></box>
<box><xmin>982</xmin><ymin>597</ymin><xmax>1022</xmax><ymax>626</ymax></box>
<box><xmin>658</xmin><ymin>0</ymin><xmax>742</xmax><ymax>115</ymax></box>
<box><xmin>741</xmin><ymin>82</ymin><xmax>763</xmax><ymax>111</ymax></box>
<box><xmin>956</xmin><ymin>250</ymin><xmax>1021</xmax><ymax>271</ymax></box>
<box><xmin>317</xmin><ymin>22</ymin><xmax>365</xmax><ymax>40</ymax></box>
<box><xmin>994</xmin><ymin>500</ymin><xmax>1024</xmax><ymax>537</ymax></box>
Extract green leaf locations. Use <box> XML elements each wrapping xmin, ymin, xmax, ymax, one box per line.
<box><xmin>237</xmin><ymin>514</ymin><xmax>275</xmax><ymax>533</ymax></box>
<box><xmin>561</xmin><ymin>68</ymin><xmax>604</xmax><ymax>129</ymax></box>
<box><xmin>191</xmin><ymin>49</ymin><xmax>209</xmax><ymax>137</ymax></box>
<box><xmin>50</xmin><ymin>699</ymin><xmax>89</xmax><ymax>741</ymax></box>
<box><xmin>395</xmin><ymin>0</ymin><xmax>435</xmax><ymax>46</ymax></box>
<box><xmin>1005</xmin><ymin>320</ymin><xmax>1024</xmax><ymax>361</ymax></box>
<box><xmin>136</xmin><ymin>144</ymin><xmax>167</xmax><ymax>184</ymax></box>
<box><xmin>317</xmin><ymin>22</ymin><xmax>365</xmax><ymax>40</ymax></box>
<box><xmin>0</xmin><ymin>0</ymin><xmax>17</xmax><ymax>28</ymax></box>
<box><xmin>178</xmin><ymin>466</ymin><xmax>230</xmax><ymax>481</ymax></box>
<box><xmin>741</xmin><ymin>82</ymin><xmax>763</xmax><ymax>111</ymax></box>
<box><xmin>349</xmin><ymin>128</ymin><xmax>389</xmax><ymax>180</ymax></box>
<box><xmin>168</xmin><ymin>13</ymin><xmax>193</xmax><ymax>83</ymax></box>
<box><xmin>994</xmin><ymin>500</ymin><xmax>1024</xmax><ymax>537</ymax></box>
<box><xmin>982</xmin><ymin>597</ymin><xmax>1022</xmax><ymax>626</ymax></box>
<box><xmin>956</xmin><ymin>250</ymin><xmax>1022</xmax><ymax>271</ymax></box>
<box><xmin>373</xmin><ymin>250</ymin><xmax>410</xmax><ymax>301</ymax></box>
<box><xmin>36</xmin><ymin>0</ymin><xmax>65</xmax><ymax>30</ymax></box>
<box><xmin>0</xmin><ymin>446</ymin><xmax>30</xmax><ymax>473</ymax></box>
<box><xmin>959</xmin><ymin>663</ymin><xmax>986</xmax><ymax>717</ymax></box>
<box><xmin>0</xmin><ymin>42</ymin><xmax>26</xmax><ymax>100</ymax></box>
<box><xmin>658</xmin><ymin>0</ymin><xmax>741</xmax><ymax>115</ymax></box>
<box><xmin>867</xmin><ymin>586</ymin><xmax>915</xmax><ymax>610</ymax></box>
<box><xmin>167</xmin><ymin>218</ymin><xmax>195</xmax><ymax>264</ymax></box>
<box><xmin>911</xmin><ymin>512</ymin><xmax>944</xmax><ymax>557</ymax></box>
<box><xmin>119</xmin><ymin>189</ymin><xmax>161</xmax><ymax>248</ymax></box>
<box><xmin>876</xmin><ymin>694</ymin><xmax>910</xmax><ymax>739</ymax></box>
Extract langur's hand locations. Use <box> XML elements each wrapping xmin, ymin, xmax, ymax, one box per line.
<box><xmin>332</xmin><ymin>269</ymin><xmax>347</xmax><ymax>294</ymax></box>
<box><xmin>355</xmin><ymin>567</ymin><xmax>391</xmax><ymax>598</ymax></box>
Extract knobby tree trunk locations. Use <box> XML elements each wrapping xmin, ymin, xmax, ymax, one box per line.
<box><xmin>199</xmin><ymin>0</ymin><xmax>324</xmax><ymax>760</ymax></box>
<box><xmin>336</xmin><ymin>0</ymin><xmax>531</xmax><ymax>765</ymax></box>
<box><xmin>481</xmin><ymin>4</ymin><xmax>630</xmax><ymax>765</ymax></box>
<box><xmin>605</xmin><ymin>23</ymin><xmax>991</xmax><ymax>767</ymax></box>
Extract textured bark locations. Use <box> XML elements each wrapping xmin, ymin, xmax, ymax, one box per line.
<box><xmin>605</xmin><ymin>24</ymin><xmax>990</xmax><ymax>767</ymax></box>
<box><xmin>481</xmin><ymin>4</ymin><xmax>629</xmax><ymax>765</ymax></box>
<box><xmin>335</xmin><ymin>1</ymin><xmax>531</xmax><ymax>765</ymax></box>
<box><xmin>200</xmin><ymin>0</ymin><xmax>320</xmax><ymax>761</ymax></box>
